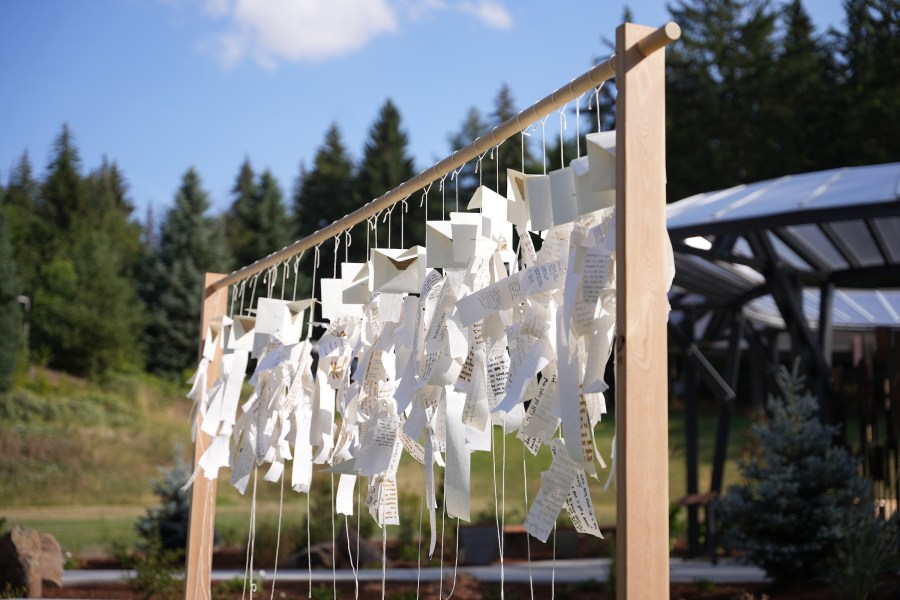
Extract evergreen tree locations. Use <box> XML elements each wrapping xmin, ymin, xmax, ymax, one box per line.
<box><xmin>224</xmin><ymin>158</ymin><xmax>258</xmax><ymax>269</ymax></box>
<box><xmin>768</xmin><ymin>0</ymin><xmax>839</xmax><ymax>175</ymax></box>
<box><xmin>356</xmin><ymin>100</ymin><xmax>417</xmax><ymax>248</ymax></box>
<box><xmin>717</xmin><ymin>368</ymin><xmax>871</xmax><ymax>581</ymax></box>
<box><xmin>448</xmin><ymin>107</ymin><xmax>490</xmax><ymax>205</ymax></box>
<box><xmin>0</xmin><ymin>205</ymin><xmax>22</xmax><ymax>391</ymax></box>
<box><xmin>141</xmin><ymin>168</ymin><xmax>232</xmax><ymax>377</ymax></box>
<box><xmin>38</xmin><ymin>124</ymin><xmax>87</xmax><ymax>237</ymax></box>
<box><xmin>665</xmin><ymin>0</ymin><xmax>778</xmax><ymax>201</ymax></box>
<box><xmin>835</xmin><ymin>0</ymin><xmax>900</xmax><ymax>166</ymax></box>
<box><xmin>30</xmin><ymin>128</ymin><xmax>144</xmax><ymax>375</ymax></box>
<box><xmin>3</xmin><ymin>152</ymin><xmax>40</xmax><ymax>293</ymax></box>
<box><xmin>295</xmin><ymin>124</ymin><xmax>358</xmax><ymax>241</ymax></box>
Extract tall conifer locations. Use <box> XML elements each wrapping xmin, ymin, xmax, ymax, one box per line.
<box><xmin>141</xmin><ymin>168</ymin><xmax>232</xmax><ymax>377</ymax></box>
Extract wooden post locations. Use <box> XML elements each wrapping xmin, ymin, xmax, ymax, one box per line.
<box><xmin>615</xmin><ymin>22</ymin><xmax>672</xmax><ymax>600</ymax></box>
<box><xmin>184</xmin><ymin>273</ymin><xmax>227</xmax><ymax>600</ymax></box>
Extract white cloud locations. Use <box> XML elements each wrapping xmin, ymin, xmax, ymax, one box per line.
<box><xmin>204</xmin><ymin>0</ymin><xmax>398</xmax><ymax>68</ymax></box>
<box><xmin>460</xmin><ymin>0</ymin><xmax>512</xmax><ymax>30</ymax></box>
<box><xmin>173</xmin><ymin>0</ymin><xmax>513</xmax><ymax>68</ymax></box>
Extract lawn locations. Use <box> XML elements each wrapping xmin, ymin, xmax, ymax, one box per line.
<box><xmin>3</xmin><ymin>376</ymin><xmax>754</xmax><ymax>559</ymax></box>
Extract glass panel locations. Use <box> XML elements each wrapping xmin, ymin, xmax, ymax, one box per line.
<box><xmin>829</xmin><ymin>220</ymin><xmax>883</xmax><ymax>267</ymax></box>
<box><xmin>768</xmin><ymin>231</ymin><xmax>812</xmax><ymax>270</ymax></box>
<box><xmin>874</xmin><ymin>217</ymin><xmax>900</xmax><ymax>262</ymax></box>
<box><xmin>783</xmin><ymin>224</ymin><xmax>848</xmax><ymax>270</ymax></box>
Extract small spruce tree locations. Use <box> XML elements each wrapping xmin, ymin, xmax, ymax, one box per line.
<box><xmin>717</xmin><ymin>366</ymin><xmax>871</xmax><ymax>581</ymax></box>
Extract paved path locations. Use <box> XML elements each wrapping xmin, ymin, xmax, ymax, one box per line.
<box><xmin>62</xmin><ymin>558</ymin><xmax>767</xmax><ymax>586</ymax></box>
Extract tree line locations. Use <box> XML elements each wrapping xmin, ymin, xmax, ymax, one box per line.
<box><xmin>0</xmin><ymin>0</ymin><xmax>897</xmax><ymax>387</ymax></box>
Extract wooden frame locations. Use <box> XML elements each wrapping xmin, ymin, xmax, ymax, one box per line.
<box><xmin>185</xmin><ymin>22</ymin><xmax>678</xmax><ymax>600</ymax></box>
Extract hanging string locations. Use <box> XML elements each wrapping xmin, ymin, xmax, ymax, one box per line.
<box><xmin>439</xmin><ymin>174</ymin><xmax>447</xmax><ymax>220</ymax></box>
<box><xmin>490</xmin><ymin>422</ymin><xmax>504</xmax><ymax>600</ymax></box>
<box><xmin>558</xmin><ymin>105</ymin><xmax>568</xmax><ymax>168</ymax></box>
<box><xmin>331</xmin><ymin>474</ymin><xmax>336</xmax><ymax>600</ymax></box>
<box><xmin>238</xmin><ymin>278</ymin><xmax>248</xmax><ymax>316</ymax></box>
<box><xmin>444</xmin><ymin>518</ymin><xmax>460</xmax><ymax>599</ymax></box>
<box><xmin>415</xmin><ymin>486</ymin><xmax>424</xmax><ymax>599</ymax></box>
<box><xmin>523</xmin><ymin>454</ymin><xmax>534</xmax><ymax>600</ymax></box>
<box><xmin>576</xmin><ymin>95</ymin><xmax>582</xmax><ymax>158</ymax></box>
<box><xmin>243</xmin><ymin>466</ymin><xmax>259</xmax><ymax>600</ymax></box>
<box><xmin>381</xmin><ymin>525</ymin><xmax>388</xmax><ymax>600</ymax></box>
<box><xmin>401</xmin><ymin>197</ymin><xmax>410</xmax><ymax>248</ymax></box>
<box><xmin>280</xmin><ymin>261</ymin><xmax>289</xmax><ymax>300</ymax></box>
<box><xmin>306</xmin><ymin>494</ymin><xmax>312</xmax><ymax>599</ymax></box>
<box><xmin>450</xmin><ymin>167</ymin><xmax>463</xmax><ymax>213</ymax></box>
<box><xmin>420</xmin><ymin>182</ymin><xmax>432</xmax><ymax>225</ymax></box>
<box><xmin>588</xmin><ymin>81</ymin><xmax>606</xmax><ymax>132</ymax></box>
<box><xmin>521</xmin><ymin>131</ymin><xmax>529</xmax><ymax>172</ymax></box>
<box><xmin>247</xmin><ymin>274</ymin><xmax>260</xmax><ymax>316</ymax></box>
<box><xmin>268</xmin><ymin>473</ymin><xmax>286</xmax><ymax>600</ymax></box>
<box><xmin>438</xmin><ymin>504</ymin><xmax>446</xmax><ymax>600</ymax></box>
<box><xmin>345</xmin><ymin>230</ymin><xmax>351</xmax><ymax>264</ymax></box>
<box><xmin>307</xmin><ymin>245</ymin><xmax>321</xmax><ymax>340</ymax></box>
<box><xmin>539</xmin><ymin>116</ymin><xmax>550</xmax><ymax>175</ymax></box>
<box><xmin>356</xmin><ymin>480</ymin><xmax>363</xmax><ymax>599</ymax></box>
<box><xmin>475</xmin><ymin>149</ymin><xmax>489</xmax><ymax>188</ymax></box>
<box><xmin>266</xmin><ymin>265</ymin><xmax>277</xmax><ymax>299</ymax></box>
<box><xmin>333</xmin><ymin>235</ymin><xmax>341</xmax><ymax>279</ymax></box>
<box><xmin>230</xmin><ymin>284</ymin><xmax>240</xmax><ymax>318</ymax></box>
<box><xmin>500</xmin><ymin>414</ymin><xmax>507</xmax><ymax>594</ymax></box>
<box><xmin>494</xmin><ymin>143</ymin><xmax>502</xmax><ymax>193</ymax></box>
<box><xmin>292</xmin><ymin>252</ymin><xmax>304</xmax><ymax>301</ymax></box>
<box><xmin>344</xmin><ymin>515</ymin><xmax>359</xmax><ymax>599</ymax></box>
<box><xmin>382</xmin><ymin>206</ymin><xmax>394</xmax><ymax>249</ymax></box>
<box><xmin>551</xmin><ymin>524</ymin><xmax>557</xmax><ymax>600</ymax></box>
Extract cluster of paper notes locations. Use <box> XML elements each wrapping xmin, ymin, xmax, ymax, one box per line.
<box><xmin>186</xmin><ymin>132</ymin><xmax>642</xmax><ymax>548</ymax></box>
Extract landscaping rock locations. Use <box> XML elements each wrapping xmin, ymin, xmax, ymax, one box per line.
<box><xmin>40</xmin><ymin>532</ymin><xmax>63</xmax><ymax>588</ymax></box>
<box><xmin>283</xmin><ymin>542</ymin><xmax>335</xmax><ymax>569</ymax></box>
<box><xmin>336</xmin><ymin>522</ymin><xmax>385</xmax><ymax>568</ymax></box>
<box><xmin>0</xmin><ymin>525</ymin><xmax>42</xmax><ymax>597</ymax></box>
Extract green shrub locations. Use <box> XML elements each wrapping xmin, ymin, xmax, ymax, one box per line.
<box><xmin>830</xmin><ymin>511</ymin><xmax>899</xmax><ymax>600</ymax></box>
<box><xmin>717</xmin><ymin>367</ymin><xmax>871</xmax><ymax>581</ymax></box>
<box><xmin>136</xmin><ymin>445</ymin><xmax>192</xmax><ymax>559</ymax></box>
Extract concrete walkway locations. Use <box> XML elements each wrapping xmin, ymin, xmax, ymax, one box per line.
<box><xmin>62</xmin><ymin>558</ymin><xmax>768</xmax><ymax>586</ymax></box>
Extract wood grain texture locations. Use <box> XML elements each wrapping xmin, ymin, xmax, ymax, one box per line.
<box><xmin>615</xmin><ymin>23</ymin><xmax>671</xmax><ymax>600</ymax></box>
<box><xmin>184</xmin><ymin>273</ymin><xmax>227</xmax><ymax>600</ymax></box>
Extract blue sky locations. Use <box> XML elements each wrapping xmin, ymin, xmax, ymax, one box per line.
<box><xmin>0</xmin><ymin>0</ymin><xmax>846</xmax><ymax>220</ymax></box>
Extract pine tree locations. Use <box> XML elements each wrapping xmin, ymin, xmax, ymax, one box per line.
<box><xmin>30</xmin><ymin>129</ymin><xmax>145</xmax><ymax>375</ymax></box>
<box><xmin>717</xmin><ymin>368</ymin><xmax>871</xmax><ymax>581</ymax></box>
<box><xmin>836</xmin><ymin>0</ymin><xmax>900</xmax><ymax>166</ymax></box>
<box><xmin>0</xmin><ymin>205</ymin><xmax>22</xmax><ymax>391</ymax></box>
<box><xmin>295</xmin><ymin>124</ymin><xmax>358</xmax><ymax>241</ymax></box>
<box><xmin>768</xmin><ymin>0</ymin><xmax>839</xmax><ymax>175</ymax></box>
<box><xmin>665</xmin><ymin>0</ymin><xmax>778</xmax><ymax>201</ymax></box>
<box><xmin>141</xmin><ymin>168</ymin><xmax>232</xmax><ymax>377</ymax></box>
<box><xmin>224</xmin><ymin>158</ymin><xmax>258</xmax><ymax>269</ymax></box>
<box><xmin>3</xmin><ymin>152</ymin><xmax>40</xmax><ymax>293</ymax></box>
<box><xmin>448</xmin><ymin>107</ymin><xmax>490</xmax><ymax>206</ymax></box>
<box><xmin>356</xmin><ymin>100</ymin><xmax>417</xmax><ymax>247</ymax></box>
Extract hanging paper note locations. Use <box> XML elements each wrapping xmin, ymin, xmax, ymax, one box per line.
<box><xmin>586</xmin><ymin>130</ymin><xmax>616</xmax><ymax>192</ymax></box>
<box><xmin>370</xmin><ymin>246</ymin><xmax>426</xmax><ymax>294</ymax></box>
<box><xmin>549</xmin><ymin>167</ymin><xmax>579</xmax><ymax>226</ymax></box>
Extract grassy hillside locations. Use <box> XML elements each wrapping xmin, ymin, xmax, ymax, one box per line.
<box><xmin>1</xmin><ymin>368</ymin><xmax>753</xmax><ymax>558</ymax></box>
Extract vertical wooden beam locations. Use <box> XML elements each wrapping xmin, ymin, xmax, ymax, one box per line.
<box><xmin>184</xmin><ymin>273</ymin><xmax>227</xmax><ymax>600</ymax></box>
<box><xmin>615</xmin><ymin>22</ymin><xmax>671</xmax><ymax>600</ymax></box>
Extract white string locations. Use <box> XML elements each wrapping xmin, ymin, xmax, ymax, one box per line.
<box><xmin>381</xmin><ymin>525</ymin><xmax>388</xmax><ymax>600</ymax></box>
<box><xmin>333</xmin><ymin>234</ymin><xmax>341</xmax><ymax>278</ymax></box>
<box><xmin>345</xmin><ymin>230</ymin><xmax>351</xmax><ymax>264</ymax></box>
<box><xmin>539</xmin><ymin>116</ymin><xmax>549</xmax><ymax>175</ymax></box>
<box><xmin>576</xmin><ymin>95</ymin><xmax>581</xmax><ymax>158</ymax></box>
<box><xmin>307</xmin><ymin>245</ymin><xmax>321</xmax><ymax>340</ymax></box>
<box><xmin>247</xmin><ymin>273</ymin><xmax>260</xmax><ymax>316</ymax></box>
<box><xmin>382</xmin><ymin>205</ymin><xmax>395</xmax><ymax>249</ymax></box>
<box><xmin>420</xmin><ymin>182</ymin><xmax>432</xmax><ymax>223</ymax></box>
<box><xmin>416</xmin><ymin>481</ymin><xmax>424</xmax><ymax>599</ymax></box>
<box><xmin>243</xmin><ymin>466</ymin><xmax>259</xmax><ymax>600</ymax></box>
<box><xmin>500</xmin><ymin>415</ymin><xmax>507</xmax><ymax>592</ymax></box>
<box><xmin>438</xmin><ymin>504</ymin><xmax>445</xmax><ymax>600</ymax></box>
<box><xmin>356</xmin><ymin>480</ymin><xmax>362</xmax><ymax>599</ymax></box>
<box><xmin>551</xmin><ymin>524</ymin><xmax>557</xmax><ymax>600</ymax></box>
<box><xmin>268</xmin><ymin>473</ymin><xmax>285</xmax><ymax>600</ymax></box>
<box><xmin>439</xmin><ymin>174</ymin><xmax>447</xmax><ymax>220</ymax></box>
<box><xmin>401</xmin><ymin>198</ymin><xmax>409</xmax><ymax>247</ymax></box>
<box><xmin>306</xmin><ymin>495</ymin><xmax>312</xmax><ymax>598</ymax></box>
<box><xmin>292</xmin><ymin>253</ymin><xmax>304</xmax><ymax>301</ymax></box>
<box><xmin>344</xmin><ymin>516</ymin><xmax>359</xmax><ymax>599</ymax></box>
<box><xmin>490</xmin><ymin>423</ymin><xmax>504</xmax><ymax>600</ymax></box>
<box><xmin>523</xmin><ymin>454</ymin><xmax>534</xmax><ymax>600</ymax></box>
<box><xmin>558</xmin><ymin>106</ymin><xmax>568</xmax><ymax>168</ymax></box>
<box><xmin>331</xmin><ymin>474</ymin><xmax>336</xmax><ymax>600</ymax></box>
<box><xmin>230</xmin><ymin>284</ymin><xmax>239</xmax><ymax>318</ymax></box>
<box><xmin>444</xmin><ymin>518</ymin><xmax>460</xmax><ymax>599</ymax></box>
<box><xmin>451</xmin><ymin>167</ymin><xmax>462</xmax><ymax>212</ymax></box>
